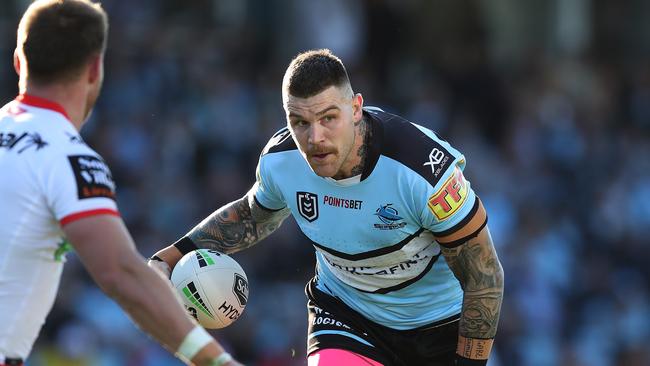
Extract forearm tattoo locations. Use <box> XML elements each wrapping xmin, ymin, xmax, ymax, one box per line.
<box><xmin>188</xmin><ymin>195</ymin><xmax>290</xmax><ymax>254</ymax></box>
<box><xmin>441</xmin><ymin>228</ymin><xmax>504</xmax><ymax>339</ymax></box>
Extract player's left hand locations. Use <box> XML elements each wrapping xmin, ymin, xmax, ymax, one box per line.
<box><xmin>148</xmin><ymin>256</ymin><xmax>172</xmax><ymax>278</ymax></box>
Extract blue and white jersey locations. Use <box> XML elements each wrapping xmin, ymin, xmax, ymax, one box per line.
<box><xmin>253</xmin><ymin>107</ymin><xmax>487</xmax><ymax>330</ymax></box>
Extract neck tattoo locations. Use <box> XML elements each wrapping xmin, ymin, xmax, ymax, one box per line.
<box><xmin>349</xmin><ymin>116</ymin><xmax>370</xmax><ymax>177</ymax></box>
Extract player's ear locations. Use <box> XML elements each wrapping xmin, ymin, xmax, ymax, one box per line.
<box><xmin>352</xmin><ymin>93</ymin><xmax>364</xmax><ymax>122</ymax></box>
<box><xmin>87</xmin><ymin>53</ymin><xmax>103</xmax><ymax>84</ymax></box>
<box><xmin>13</xmin><ymin>49</ymin><xmax>21</xmax><ymax>76</ymax></box>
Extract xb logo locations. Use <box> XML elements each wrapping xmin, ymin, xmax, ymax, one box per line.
<box><xmin>297</xmin><ymin>191</ymin><xmax>319</xmax><ymax>222</ymax></box>
<box><xmin>423</xmin><ymin>148</ymin><xmax>445</xmax><ymax>172</ymax></box>
<box><xmin>423</xmin><ymin>147</ymin><xmax>449</xmax><ymax>177</ymax></box>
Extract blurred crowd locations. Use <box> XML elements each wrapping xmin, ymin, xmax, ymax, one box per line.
<box><xmin>1</xmin><ymin>1</ymin><xmax>649</xmax><ymax>365</ymax></box>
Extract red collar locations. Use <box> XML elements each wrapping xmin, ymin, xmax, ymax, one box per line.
<box><xmin>15</xmin><ymin>94</ymin><xmax>71</xmax><ymax>121</ymax></box>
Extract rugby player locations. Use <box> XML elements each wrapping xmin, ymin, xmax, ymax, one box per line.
<box><xmin>151</xmin><ymin>49</ymin><xmax>504</xmax><ymax>366</ymax></box>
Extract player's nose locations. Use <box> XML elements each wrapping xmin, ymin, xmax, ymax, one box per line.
<box><xmin>307</xmin><ymin>123</ymin><xmax>325</xmax><ymax>145</ymax></box>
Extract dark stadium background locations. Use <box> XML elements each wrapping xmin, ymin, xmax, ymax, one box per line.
<box><xmin>2</xmin><ymin>1</ymin><xmax>649</xmax><ymax>365</ymax></box>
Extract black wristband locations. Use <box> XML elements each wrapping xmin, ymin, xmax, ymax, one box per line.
<box><xmin>173</xmin><ymin>236</ymin><xmax>198</xmax><ymax>255</ymax></box>
<box><xmin>455</xmin><ymin>355</ymin><xmax>488</xmax><ymax>366</ymax></box>
<box><xmin>149</xmin><ymin>255</ymin><xmax>164</xmax><ymax>262</ymax></box>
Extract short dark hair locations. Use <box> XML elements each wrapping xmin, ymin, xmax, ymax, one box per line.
<box><xmin>282</xmin><ymin>49</ymin><xmax>352</xmax><ymax>99</ymax></box>
<box><xmin>17</xmin><ymin>0</ymin><xmax>108</xmax><ymax>84</ymax></box>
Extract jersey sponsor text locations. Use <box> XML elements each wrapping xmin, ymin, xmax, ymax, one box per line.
<box><xmin>427</xmin><ymin>167</ymin><xmax>468</xmax><ymax>220</ymax></box>
<box><xmin>68</xmin><ymin>155</ymin><xmax>116</xmax><ymax>200</ymax></box>
<box><xmin>323</xmin><ymin>195</ymin><xmax>363</xmax><ymax>210</ymax></box>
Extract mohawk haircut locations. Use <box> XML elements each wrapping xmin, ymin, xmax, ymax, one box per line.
<box><xmin>282</xmin><ymin>49</ymin><xmax>352</xmax><ymax>99</ymax></box>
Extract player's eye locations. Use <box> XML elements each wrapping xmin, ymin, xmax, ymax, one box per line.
<box><xmin>292</xmin><ymin>120</ymin><xmax>308</xmax><ymax>128</ymax></box>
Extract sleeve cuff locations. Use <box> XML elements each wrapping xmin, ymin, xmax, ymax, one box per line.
<box><xmin>60</xmin><ymin>208</ymin><xmax>120</xmax><ymax>226</ymax></box>
<box><xmin>433</xmin><ymin>198</ymin><xmax>487</xmax><ymax>248</ymax></box>
<box><xmin>253</xmin><ymin>194</ymin><xmax>286</xmax><ymax>212</ymax></box>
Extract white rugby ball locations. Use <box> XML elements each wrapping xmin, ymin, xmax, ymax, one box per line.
<box><xmin>171</xmin><ymin>249</ymin><xmax>249</xmax><ymax>329</ymax></box>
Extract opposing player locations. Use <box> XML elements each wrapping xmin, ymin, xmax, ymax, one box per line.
<box><xmin>150</xmin><ymin>49</ymin><xmax>504</xmax><ymax>365</ymax></box>
<box><xmin>0</xmin><ymin>1</ymin><xmax>241</xmax><ymax>365</ymax></box>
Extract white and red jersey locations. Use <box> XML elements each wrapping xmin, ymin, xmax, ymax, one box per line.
<box><xmin>0</xmin><ymin>94</ymin><xmax>119</xmax><ymax>359</ymax></box>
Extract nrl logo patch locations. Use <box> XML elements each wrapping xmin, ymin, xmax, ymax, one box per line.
<box><xmin>296</xmin><ymin>191</ymin><xmax>319</xmax><ymax>222</ymax></box>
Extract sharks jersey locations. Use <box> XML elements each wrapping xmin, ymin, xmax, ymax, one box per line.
<box><xmin>253</xmin><ymin>107</ymin><xmax>487</xmax><ymax>330</ymax></box>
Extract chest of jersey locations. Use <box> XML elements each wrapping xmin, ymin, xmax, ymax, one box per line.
<box><xmin>265</xmin><ymin>152</ymin><xmax>443</xmax><ymax>294</ymax></box>
<box><xmin>272</xmin><ymin>154</ymin><xmax>425</xmax><ymax>256</ymax></box>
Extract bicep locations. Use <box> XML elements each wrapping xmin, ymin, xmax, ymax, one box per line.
<box><xmin>248</xmin><ymin>190</ymin><xmax>291</xmax><ymax>229</ymax></box>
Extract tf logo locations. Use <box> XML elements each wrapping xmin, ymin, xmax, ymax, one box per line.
<box><xmin>297</xmin><ymin>191</ymin><xmax>319</xmax><ymax>222</ymax></box>
<box><xmin>428</xmin><ymin>167</ymin><xmax>468</xmax><ymax>220</ymax></box>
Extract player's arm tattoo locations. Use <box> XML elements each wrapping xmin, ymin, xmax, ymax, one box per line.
<box><xmin>187</xmin><ymin>193</ymin><xmax>290</xmax><ymax>254</ymax></box>
<box><xmin>440</xmin><ymin>226</ymin><xmax>504</xmax><ymax>340</ymax></box>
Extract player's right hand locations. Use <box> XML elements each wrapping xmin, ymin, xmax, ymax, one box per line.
<box><xmin>148</xmin><ymin>256</ymin><xmax>172</xmax><ymax>278</ymax></box>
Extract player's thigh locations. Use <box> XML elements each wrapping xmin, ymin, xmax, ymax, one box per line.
<box><xmin>308</xmin><ymin>349</ymin><xmax>384</xmax><ymax>366</ymax></box>
<box><xmin>403</xmin><ymin>317</ymin><xmax>459</xmax><ymax>365</ymax></box>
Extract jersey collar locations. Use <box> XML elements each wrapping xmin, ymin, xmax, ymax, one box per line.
<box><xmin>360</xmin><ymin>110</ymin><xmax>382</xmax><ymax>181</ymax></box>
<box><xmin>15</xmin><ymin>94</ymin><xmax>71</xmax><ymax>121</ymax></box>
<box><xmin>325</xmin><ymin>174</ymin><xmax>362</xmax><ymax>186</ymax></box>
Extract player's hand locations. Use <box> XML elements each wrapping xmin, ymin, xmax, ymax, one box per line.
<box><xmin>148</xmin><ymin>256</ymin><xmax>172</xmax><ymax>278</ymax></box>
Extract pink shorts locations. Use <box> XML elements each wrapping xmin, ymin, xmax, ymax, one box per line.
<box><xmin>308</xmin><ymin>349</ymin><xmax>383</xmax><ymax>366</ymax></box>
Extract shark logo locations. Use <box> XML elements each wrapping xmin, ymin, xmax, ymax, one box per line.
<box><xmin>374</xmin><ymin>204</ymin><xmax>407</xmax><ymax>230</ymax></box>
<box><xmin>375</xmin><ymin>204</ymin><xmax>402</xmax><ymax>224</ymax></box>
